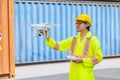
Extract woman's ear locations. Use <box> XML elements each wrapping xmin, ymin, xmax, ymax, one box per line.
<box><xmin>85</xmin><ymin>23</ymin><xmax>89</xmax><ymax>28</ymax></box>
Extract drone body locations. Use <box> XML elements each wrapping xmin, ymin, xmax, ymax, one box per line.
<box><xmin>28</xmin><ymin>23</ymin><xmax>58</xmax><ymax>38</ymax></box>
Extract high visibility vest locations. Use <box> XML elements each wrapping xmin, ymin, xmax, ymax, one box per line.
<box><xmin>71</xmin><ymin>34</ymin><xmax>93</xmax><ymax>56</ymax></box>
<box><xmin>70</xmin><ymin>34</ymin><xmax>100</xmax><ymax>65</ymax></box>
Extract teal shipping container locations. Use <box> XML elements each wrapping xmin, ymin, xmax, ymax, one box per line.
<box><xmin>14</xmin><ymin>1</ymin><xmax>120</xmax><ymax>64</ymax></box>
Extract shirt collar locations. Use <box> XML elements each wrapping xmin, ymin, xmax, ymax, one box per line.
<box><xmin>85</xmin><ymin>31</ymin><xmax>92</xmax><ymax>38</ymax></box>
<box><xmin>75</xmin><ymin>31</ymin><xmax>92</xmax><ymax>39</ymax></box>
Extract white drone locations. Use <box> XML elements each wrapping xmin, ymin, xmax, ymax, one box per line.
<box><xmin>28</xmin><ymin>23</ymin><xmax>58</xmax><ymax>38</ymax></box>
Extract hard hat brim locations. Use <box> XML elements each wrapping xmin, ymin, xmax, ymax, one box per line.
<box><xmin>74</xmin><ymin>19</ymin><xmax>92</xmax><ymax>27</ymax></box>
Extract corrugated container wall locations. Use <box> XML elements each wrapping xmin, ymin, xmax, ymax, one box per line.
<box><xmin>14</xmin><ymin>1</ymin><xmax>120</xmax><ymax>64</ymax></box>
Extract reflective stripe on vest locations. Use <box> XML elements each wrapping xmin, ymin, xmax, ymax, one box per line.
<box><xmin>54</xmin><ymin>42</ymin><xmax>59</xmax><ymax>50</ymax></box>
<box><xmin>71</xmin><ymin>37</ymin><xmax>77</xmax><ymax>56</ymax></box>
<box><xmin>83</xmin><ymin>34</ymin><xmax>93</xmax><ymax>55</ymax></box>
<box><xmin>91</xmin><ymin>56</ymin><xmax>99</xmax><ymax>65</ymax></box>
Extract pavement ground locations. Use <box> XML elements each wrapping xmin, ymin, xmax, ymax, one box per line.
<box><xmin>16</xmin><ymin>68</ymin><xmax>120</xmax><ymax>80</ymax></box>
<box><xmin>17</xmin><ymin>68</ymin><xmax>120</xmax><ymax>80</ymax></box>
<box><xmin>1</xmin><ymin>58</ymin><xmax>120</xmax><ymax>80</ymax></box>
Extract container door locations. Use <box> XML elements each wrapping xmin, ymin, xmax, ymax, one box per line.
<box><xmin>0</xmin><ymin>0</ymin><xmax>10</xmax><ymax>77</ymax></box>
<box><xmin>0</xmin><ymin>0</ymin><xmax>15</xmax><ymax>78</ymax></box>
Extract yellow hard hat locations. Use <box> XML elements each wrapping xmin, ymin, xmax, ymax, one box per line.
<box><xmin>75</xmin><ymin>14</ymin><xmax>92</xmax><ymax>27</ymax></box>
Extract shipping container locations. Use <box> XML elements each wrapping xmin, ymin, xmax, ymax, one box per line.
<box><xmin>14</xmin><ymin>1</ymin><xmax>120</xmax><ymax>64</ymax></box>
<box><xmin>0</xmin><ymin>0</ymin><xmax>15</xmax><ymax>78</ymax></box>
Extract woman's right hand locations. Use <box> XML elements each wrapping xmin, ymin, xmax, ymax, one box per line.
<box><xmin>40</xmin><ymin>28</ymin><xmax>50</xmax><ymax>40</ymax></box>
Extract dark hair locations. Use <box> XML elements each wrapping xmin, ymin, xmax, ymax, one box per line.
<box><xmin>86</xmin><ymin>26</ymin><xmax>90</xmax><ymax>31</ymax></box>
<box><xmin>83</xmin><ymin>22</ymin><xmax>90</xmax><ymax>31</ymax></box>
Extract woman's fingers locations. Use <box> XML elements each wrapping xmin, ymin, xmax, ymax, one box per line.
<box><xmin>72</xmin><ymin>56</ymin><xmax>83</xmax><ymax>63</ymax></box>
<box><xmin>40</xmin><ymin>29</ymin><xmax>47</xmax><ymax>35</ymax></box>
<box><xmin>40</xmin><ymin>29</ymin><xmax>50</xmax><ymax>39</ymax></box>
